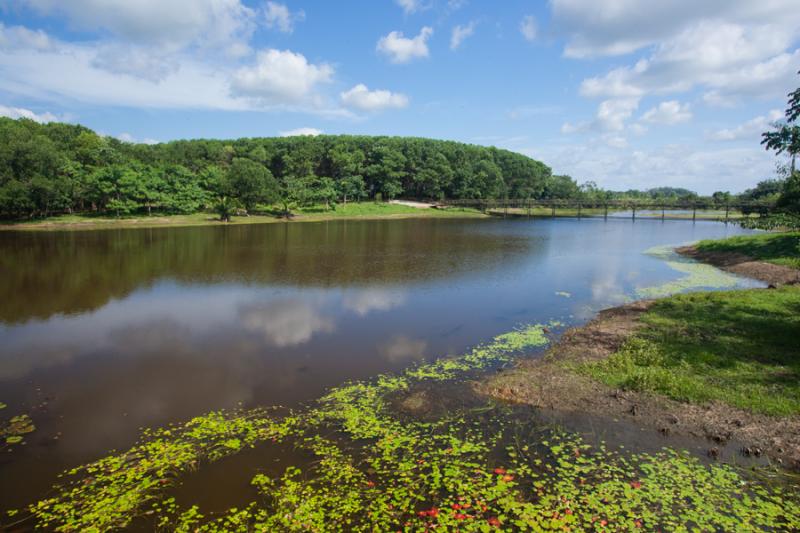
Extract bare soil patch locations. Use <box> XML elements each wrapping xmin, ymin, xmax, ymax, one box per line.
<box><xmin>475</xmin><ymin>300</ymin><xmax>800</xmax><ymax>470</ymax></box>
<box><xmin>677</xmin><ymin>245</ymin><xmax>800</xmax><ymax>286</ymax></box>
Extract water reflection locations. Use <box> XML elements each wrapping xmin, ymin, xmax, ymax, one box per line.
<box><xmin>342</xmin><ymin>289</ymin><xmax>407</xmax><ymax>316</ymax></box>
<box><xmin>239</xmin><ymin>299</ymin><xmax>335</xmax><ymax>347</ymax></box>
<box><xmin>378</xmin><ymin>335</ymin><xmax>428</xmax><ymax>363</ymax></box>
<box><xmin>0</xmin><ymin>217</ymin><xmax>758</xmax><ymax>510</ymax></box>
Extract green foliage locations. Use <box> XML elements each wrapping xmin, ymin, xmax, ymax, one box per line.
<box><xmin>0</xmin><ymin>118</ymin><xmax>566</xmax><ymax>219</ymax></box>
<box><xmin>696</xmin><ymin>232</ymin><xmax>800</xmax><ymax>269</ymax></box>
<box><xmin>213</xmin><ymin>196</ymin><xmax>239</xmax><ymax>222</ymax></box>
<box><xmin>739</xmin><ymin>212</ymin><xmax>800</xmax><ymax>231</ymax></box>
<box><xmin>580</xmin><ymin>286</ymin><xmax>800</xmax><ymax>416</ymax></box>
<box><xmin>224</xmin><ymin>158</ymin><xmax>278</xmax><ymax>211</ymax></box>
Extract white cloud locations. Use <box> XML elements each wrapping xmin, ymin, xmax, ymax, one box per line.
<box><xmin>576</xmin><ymin>20</ymin><xmax>799</xmax><ymax>104</ymax></box>
<box><xmin>21</xmin><ymin>0</ymin><xmax>256</xmax><ymax>53</ymax></box>
<box><xmin>0</xmin><ymin>104</ymin><xmax>58</xmax><ymax>122</ymax></box>
<box><xmin>231</xmin><ymin>49</ymin><xmax>334</xmax><ymax>105</ymax></box>
<box><xmin>550</xmin><ymin>0</ymin><xmax>800</xmax><ymax>58</ymax></box>
<box><xmin>340</xmin><ymin>84</ymin><xmax>409</xmax><ymax>112</ymax></box>
<box><xmin>91</xmin><ymin>44</ymin><xmax>179</xmax><ymax>82</ymax></box>
<box><xmin>377</xmin><ymin>27</ymin><xmax>433</xmax><ymax>64</ymax></box>
<box><xmin>0</xmin><ymin>23</ymin><xmax>52</xmax><ymax>50</ymax></box>
<box><xmin>641</xmin><ymin>100</ymin><xmax>692</xmax><ymax>125</ymax></box>
<box><xmin>708</xmin><ymin>109</ymin><xmax>783</xmax><ymax>141</ymax></box>
<box><xmin>527</xmin><ymin>141</ymin><xmax>776</xmax><ymax>194</ymax></box>
<box><xmin>263</xmin><ymin>1</ymin><xmax>305</xmax><ymax>34</ymax></box>
<box><xmin>395</xmin><ymin>0</ymin><xmax>421</xmax><ymax>14</ymax></box>
<box><xmin>450</xmin><ymin>21</ymin><xmax>476</xmax><ymax>50</ymax></box>
<box><xmin>279</xmin><ymin>127</ymin><xmax>323</xmax><ymax>137</ymax></box>
<box><xmin>603</xmin><ymin>135</ymin><xmax>628</xmax><ymax>149</ymax></box>
<box><xmin>562</xmin><ymin>97</ymin><xmax>639</xmax><ymax>133</ymax></box>
<box><xmin>520</xmin><ymin>15</ymin><xmax>537</xmax><ymax>42</ymax></box>
<box><xmin>113</xmin><ymin>132</ymin><xmax>159</xmax><ymax>144</ymax></box>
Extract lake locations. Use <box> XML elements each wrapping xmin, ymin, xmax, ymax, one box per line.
<box><xmin>0</xmin><ymin>217</ymin><xmax>759</xmax><ymax>513</ymax></box>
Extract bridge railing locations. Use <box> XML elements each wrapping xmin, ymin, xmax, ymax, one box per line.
<box><xmin>436</xmin><ymin>198</ymin><xmax>777</xmax><ymax>221</ymax></box>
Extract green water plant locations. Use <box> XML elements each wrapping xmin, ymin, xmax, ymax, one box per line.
<box><xmin>636</xmin><ymin>245</ymin><xmax>744</xmax><ymax>299</ymax></box>
<box><xmin>14</xmin><ymin>319</ymin><xmax>800</xmax><ymax>532</ymax></box>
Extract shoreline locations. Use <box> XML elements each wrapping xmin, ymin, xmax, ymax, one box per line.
<box><xmin>0</xmin><ymin>208</ymin><xmax>487</xmax><ymax>232</ymax></box>
<box><xmin>676</xmin><ymin>244</ymin><xmax>800</xmax><ymax>286</ymax></box>
<box><xmin>477</xmin><ymin>248</ymin><xmax>800</xmax><ymax>470</ymax></box>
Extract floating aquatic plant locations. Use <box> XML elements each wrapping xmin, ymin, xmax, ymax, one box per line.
<box><xmin>11</xmin><ymin>321</ymin><xmax>800</xmax><ymax>532</ymax></box>
<box><xmin>636</xmin><ymin>245</ymin><xmax>747</xmax><ymax>299</ymax></box>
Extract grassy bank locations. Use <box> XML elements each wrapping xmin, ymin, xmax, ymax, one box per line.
<box><xmin>578</xmin><ymin>287</ymin><xmax>800</xmax><ymax>416</ymax></box>
<box><xmin>0</xmin><ymin>203</ymin><xmax>485</xmax><ymax>231</ymax></box>
<box><xmin>695</xmin><ymin>232</ymin><xmax>800</xmax><ymax>269</ymax></box>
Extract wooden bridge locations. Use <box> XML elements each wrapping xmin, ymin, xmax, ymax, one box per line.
<box><xmin>437</xmin><ymin>199</ymin><xmax>777</xmax><ymax>222</ymax></box>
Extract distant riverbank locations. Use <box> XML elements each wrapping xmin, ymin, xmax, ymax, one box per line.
<box><xmin>0</xmin><ymin>203</ymin><xmax>486</xmax><ymax>231</ymax></box>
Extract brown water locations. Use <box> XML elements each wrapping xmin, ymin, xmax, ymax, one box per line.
<box><xmin>0</xmin><ymin>217</ymin><xmax>759</xmax><ymax>512</ymax></box>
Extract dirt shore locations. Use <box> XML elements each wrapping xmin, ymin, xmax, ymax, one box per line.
<box><xmin>477</xmin><ymin>281</ymin><xmax>800</xmax><ymax>470</ymax></box>
<box><xmin>676</xmin><ymin>245</ymin><xmax>800</xmax><ymax>286</ymax></box>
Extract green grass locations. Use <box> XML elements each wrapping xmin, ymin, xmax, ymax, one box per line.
<box><xmin>295</xmin><ymin>202</ymin><xmax>483</xmax><ymax>218</ymax></box>
<box><xmin>580</xmin><ymin>287</ymin><xmax>800</xmax><ymax>416</ymax></box>
<box><xmin>0</xmin><ymin>204</ymin><xmax>485</xmax><ymax>231</ymax></box>
<box><xmin>695</xmin><ymin>232</ymin><xmax>800</xmax><ymax>269</ymax></box>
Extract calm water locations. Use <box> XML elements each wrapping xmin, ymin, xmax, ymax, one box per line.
<box><xmin>0</xmin><ymin>217</ymin><xmax>758</xmax><ymax>511</ymax></box>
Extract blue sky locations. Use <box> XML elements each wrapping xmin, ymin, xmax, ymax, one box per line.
<box><xmin>1</xmin><ymin>0</ymin><xmax>799</xmax><ymax>193</ymax></box>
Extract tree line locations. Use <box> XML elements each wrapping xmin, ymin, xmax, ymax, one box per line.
<box><xmin>2</xmin><ymin>112</ymin><xmax>797</xmax><ymax>221</ymax></box>
<box><xmin>0</xmin><ymin>118</ymin><xmax>560</xmax><ymax>219</ymax></box>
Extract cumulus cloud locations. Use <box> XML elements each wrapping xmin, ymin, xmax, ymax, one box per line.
<box><xmin>340</xmin><ymin>84</ymin><xmax>409</xmax><ymax>112</ymax></box>
<box><xmin>0</xmin><ymin>104</ymin><xmax>58</xmax><ymax>122</ymax></box>
<box><xmin>91</xmin><ymin>44</ymin><xmax>179</xmax><ymax>82</ymax></box>
<box><xmin>450</xmin><ymin>21</ymin><xmax>476</xmax><ymax>50</ymax></box>
<box><xmin>20</xmin><ymin>0</ymin><xmax>256</xmax><ymax>53</ymax></box>
<box><xmin>708</xmin><ymin>109</ymin><xmax>783</xmax><ymax>141</ymax></box>
<box><xmin>0</xmin><ymin>23</ymin><xmax>52</xmax><ymax>50</ymax></box>
<box><xmin>114</xmin><ymin>132</ymin><xmax>159</xmax><ymax>144</ymax></box>
<box><xmin>562</xmin><ymin>97</ymin><xmax>639</xmax><ymax>133</ymax></box>
<box><xmin>395</xmin><ymin>0</ymin><xmax>421</xmax><ymax>14</ymax></box>
<box><xmin>231</xmin><ymin>49</ymin><xmax>334</xmax><ymax>105</ymax></box>
<box><xmin>520</xmin><ymin>15</ymin><xmax>537</xmax><ymax>42</ymax></box>
<box><xmin>263</xmin><ymin>1</ymin><xmax>305</xmax><ymax>34</ymax></box>
<box><xmin>377</xmin><ymin>27</ymin><xmax>433</xmax><ymax>64</ymax></box>
<box><xmin>576</xmin><ymin>20</ymin><xmax>799</xmax><ymax>104</ymax></box>
<box><xmin>641</xmin><ymin>100</ymin><xmax>692</xmax><ymax>125</ymax></box>
<box><xmin>527</xmin><ymin>141</ymin><xmax>776</xmax><ymax>194</ymax></box>
<box><xmin>550</xmin><ymin>0</ymin><xmax>800</xmax><ymax>58</ymax></box>
<box><xmin>279</xmin><ymin>127</ymin><xmax>323</xmax><ymax>137</ymax></box>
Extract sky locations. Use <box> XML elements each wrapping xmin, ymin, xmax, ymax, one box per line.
<box><xmin>0</xmin><ymin>0</ymin><xmax>799</xmax><ymax>194</ymax></box>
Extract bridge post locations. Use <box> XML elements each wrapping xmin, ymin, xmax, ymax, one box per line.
<box><xmin>662</xmin><ymin>205</ymin><xmax>665</xmax><ymax>221</ymax></box>
<box><xmin>692</xmin><ymin>203</ymin><xmax>696</xmax><ymax>222</ymax></box>
<box><xmin>725</xmin><ymin>203</ymin><xmax>730</xmax><ymax>224</ymax></box>
<box><xmin>632</xmin><ymin>206</ymin><xmax>636</xmax><ymax>221</ymax></box>
<box><xmin>578</xmin><ymin>202</ymin><xmax>582</xmax><ymax>219</ymax></box>
<box><xmin>604</xmin><ymin>204</ymin><xmax>608</xmax><ymax>220</ymax></box>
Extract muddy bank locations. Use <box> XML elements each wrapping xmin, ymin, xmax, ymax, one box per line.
<box><xmin>677</xmin><ymin>245</ymin><xmax>800</xmax><ymax>286</ymax></box>
<box><xmin>475</xmin><ymin>300</ymin><xmax>800</xmax><ymax>470</ymax></box>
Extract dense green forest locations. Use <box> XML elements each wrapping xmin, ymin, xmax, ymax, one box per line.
<box><xmin>0</xmin><ymin>117</ymin><xmax>560</xmax><ymax>219</ymax></box>
<box><xmin>0</xmin><ymin>116</ymin><xmax>796</xmax><ymax>221</ymax></box>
